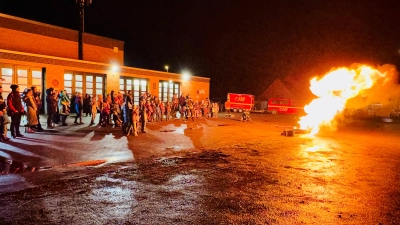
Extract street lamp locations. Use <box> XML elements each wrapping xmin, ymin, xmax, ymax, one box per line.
<box><xmin>165</xmin><ymin>65</ymin><xmax>169</xmax><ymax>73</ymax></box>
<box><xmin>111</xmin><ymin>64</ymin><xmax>119</xmax><ymax>77</ymax></box>
<box><xmin>182</xmin><ymin>71</ymin><xmax>191</xmax><ymax>81</ymax></box>
<box><xmin>76</xmin><ymin>0</ymin><xmax>93</xmax><ymax>60</ymax></box>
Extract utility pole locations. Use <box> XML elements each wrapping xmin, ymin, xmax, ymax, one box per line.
<box><xmin>76</xmin><ymin>0</ymin><xmax>92</xmax><ymax>60</ymax></box>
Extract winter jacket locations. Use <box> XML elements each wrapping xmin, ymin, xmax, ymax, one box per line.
<box><xmin>7</xmin><ymin>91</ymin><xmax>24</xmax><ymax>115</ymax></box>
<box><xmin>46</xmin><ymin>91</ymin><xmax>58</xmax><ymax>114</ymax></box>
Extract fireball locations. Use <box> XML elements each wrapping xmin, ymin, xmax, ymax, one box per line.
<box><xmin>298</xmin><ymin>64</ymin><xmax>396</xmax><ymax>135</ymax></box>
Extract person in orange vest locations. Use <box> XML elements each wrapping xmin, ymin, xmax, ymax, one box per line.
<box><xmin>225</xmin><ymin>98</ymin><xmax>231</xmax><ymax>117</ymax></box>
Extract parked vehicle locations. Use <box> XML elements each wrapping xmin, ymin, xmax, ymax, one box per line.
<box><xmin>267</xmin><ymin>98</ymin><xmax>303</xmax><ymax>114</ymax></box>
<box><xmin>227</xmin><ymin>93</ymin><xmax>254</xmax><ymax>113</ymax></box>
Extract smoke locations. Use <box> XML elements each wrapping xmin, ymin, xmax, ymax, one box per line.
<box><xmin>345</xmin><ymin>64</ymin><xmax>400</xmax><ymax>110</ymax></box>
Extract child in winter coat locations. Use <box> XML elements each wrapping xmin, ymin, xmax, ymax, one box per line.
<box><xmin>132</xmin><ymin>104</ymin><xmax>139</xmax><ymax>136</ymax></box>
<box><xmin>146</xmin><ymin>100</ymin><xmax>153</xmax><ymax>122</ymax></box>
<box><xmin>155</xmin><ymin>102</ymin><xmax>161</xmax><ymax>121</ymax></box>
<box><xmin>90</xmin><ymin>96</ymin><xmax>98</xmax><ymax>125</ymax></box>
<box><xmin>166</xmin><ymin>102</ymin><xmax>172</xmax><ymax>121</ymax></box>
<box><xmin>159</xmin><ymin>101</ymin><xmax>165</xmax><ymax>121</ymax></box>
<box><xmin>101</xmin><ymin>101</ymin><xmax>110</xmax><ymax>126</ymax></box>
<box><xmin>194</xmin><ymin>100</ymin><xmax>199</xmax><ymax>119</ymax></box>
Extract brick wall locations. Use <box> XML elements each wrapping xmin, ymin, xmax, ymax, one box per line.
<box><xmin>0</xmin><ymin>27</ymin><xmax>124</xmax><ymax>65</ymax></box>
<box><xmin>0</xmin><ymin>13</ymin><xmax>124</xmax><ymax>65</ymax></box>
<box><xmin>0</xmin><ymin>27</ymin><xmax>77</xmax><ymax>59</ymax></box>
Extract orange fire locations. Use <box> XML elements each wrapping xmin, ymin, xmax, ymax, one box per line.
<box><xmin>298</xmin><ymin>64</ymin><xmax>392</xmax><ymax>135</ymax></box>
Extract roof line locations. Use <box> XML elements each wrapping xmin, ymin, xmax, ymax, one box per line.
<box><xmin>0</xmin><ymin>49</ymin><xmax>209</xmax><ymax>80</ymax></box>
<box><xmin>0</xmin><ymin>12</ymin><xmax>124</xmax><ymax>43</ymax></box>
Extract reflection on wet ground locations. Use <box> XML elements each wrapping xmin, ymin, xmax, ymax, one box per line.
<box><xmin>0</xmin><ymin>156</ymin><xmax>37</xmax><ymax>174</ymax></box>
<box><xmin>300</xmin><ymin>136</ymin><xmax>339</xmax><ymax>177</ymax></box>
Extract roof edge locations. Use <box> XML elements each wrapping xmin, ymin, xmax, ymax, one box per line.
<box><xmin>0</xmin><ymin>12</ymin><xmax>124</xmax><ymax>44</ymax></box>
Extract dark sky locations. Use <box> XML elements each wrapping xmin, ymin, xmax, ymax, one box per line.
<box><xmin>1</xmin><ymin>0</ymin><xmax>400</xmax><ymax>99</ymax></box>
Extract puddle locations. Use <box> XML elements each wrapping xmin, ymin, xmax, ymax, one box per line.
<box><xmin>67</xmin><ymin>159</ymin><xmax>107</xmax><ymax>167</ymax></box>
<box><xmin>0</xmin><ymin>156</ymin><xmax>37</xmax><ymax>175</ymax></box>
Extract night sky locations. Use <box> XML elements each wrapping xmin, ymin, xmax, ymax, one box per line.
<box><xmin>1</xmin><ymin>0</ymin><xmax>400</xmax><ymax>100</ymax></box>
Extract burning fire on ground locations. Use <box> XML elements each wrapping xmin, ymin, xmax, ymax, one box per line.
<box><xmin>298</xmin><ymin>64</ymin><xmax>399</xmax><ymax>135</ymax></box>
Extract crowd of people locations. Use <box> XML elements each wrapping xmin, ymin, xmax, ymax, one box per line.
<box><xmin>0</xmin><ymin>84</ymin><xmax>224</xmax><ymax>141</ymax></box>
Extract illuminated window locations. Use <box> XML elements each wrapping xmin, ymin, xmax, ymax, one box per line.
<box><xmin>1</xmin><ymin>67</ymin><xmax>13</xmax><ymax>97</ymax></box>
<box><xmin>0</xmin><ymin>66</ymin><xmax>43</xmax><ymax>97</ymax></box>
<box><xmin>120</xmin><ymin>77</ymin><xmax>148</xmax><ymax>105</ymax></box>
<box><xmin>64</xmin><ymin>72</ymin><xmax>104</xmax><ymax>97</ymax></box>
<box><xmin>159</xmin><ymin>81</ymin><xmax>180</xmax><ymax>102</ymax></box>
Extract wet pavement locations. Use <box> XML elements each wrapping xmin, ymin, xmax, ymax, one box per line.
<box><xmin>0</xmin><ymin>113</ymin><xmax>400</xmax><ymax>224</ymax></box>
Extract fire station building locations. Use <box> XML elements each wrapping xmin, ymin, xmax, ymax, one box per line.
<box><xmin>0</xmin><ymin>13</ymin><xmax>210</xmax><ymax>106</ymax></box>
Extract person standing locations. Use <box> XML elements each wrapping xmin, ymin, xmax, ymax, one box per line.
<box><xmin>159</xmin><ymin>101</ymin><xmax>165</xmax><ymax>121</ymax></box>
<box><xmin>22</xmin><ymin>89</ymin><xmax>38</xmax><ymax>133</ymax></box>
<box><xmin>125</xmin><ymin>90</ymin><xmax>133</xmax><ymax>106</ymax></box>
<box><xmin>58</xmin><ymin>90</ymin><xmax>70</xmax><ymax>126</ymax></box>
<box><xmin>139</xmin><ymin>98</ymin><xmax>147</xmax><ymax>133</ymax></box>
<box><xmin>31</xmin><ymin>86</ymin><xmax>44</xmax><ymax>131</ymax></box>
<box><xmin>132</xmin><ymin>104</ymin><xmax>139</xmax><ymax>136</ymax></box>
<box><xmin>166</xmin><ymin>102</ymin><xmax>172</xmax><ymax>121</ymax></box>
<box><xmin>146</xmin><ymin>100</ymin><xmax>152</xmax><ymax>122</ymax></box>
<box><xmin>83</xmin><ymin>93</ymin><xmax>91</xmax><ymax>117</ymax></box>
<box><xmin>0</xmin><ymin>86</ymin><xmax>10</xmax><ymax>141</ymax></box>
<box><xmin>205</xmin><ymin>98</ymin><xmax>211</xmax><ymax>118</ymax></box>
<box><xmin>90</xmin><ymin>95</ymin><xmax>97</xmax><ymax>125</ymax></box>
<box><xmin>74</xmin><ymin>92</ymin><xmax>84</xmax><ymax>125</ymax></box>
<box><xmin>179</xmin><ymin>94</ymin><xmax>186</xmax><ymax>118</ymax></box>
<box><xmin>172</xmin><ymin>94</ymin><xmax>179</xmax><ymax>118</ymax></box>
<box><xmin>7</xmin><ymin>84</ymin><xmax>25</xmax><ymax>138</ymax></box>
<box><xmin>225</xmin><ymin>98</ymin><xmax>231</xmax><ymax>117</ymax></box>
<box><xmin>97</xmin><ymin>94</ymin><xmax>104</xmax><ymax>125</ymax></box>
<box><xmin>125</xmin><ymin>90</ymin><xmax>133</xmax><ymax>122</ymax></box>
<box><xmin>52</xmin><ymin>89</ymin><xmax>60</xmax><ymax>125</ymax></box>
<box><xmin>186</xmin><ymin>94</ymin><xmax>194</xmax><ymax>121</ymax></box>
<box><xmin>101</xmin><ymin>98</ymin><xmax>110</xmax><ymax>126</ymax></box>
<box><xmin>46</xmin><ymin>88</ymin><xmax>57</xmax><ymax>129</ymax></box>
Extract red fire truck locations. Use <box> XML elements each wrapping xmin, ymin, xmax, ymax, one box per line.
<box><xmin>227</xmin><ymin>93</ymin><xmax>255</xmax><ymax>112</ymax></box>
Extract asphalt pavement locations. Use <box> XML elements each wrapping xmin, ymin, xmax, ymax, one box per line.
<box><xmin>1</xmin><ymin>113</ymin><xmax>400</xmax><ymax>224</ymax></box>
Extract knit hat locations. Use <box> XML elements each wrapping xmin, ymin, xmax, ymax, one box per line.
<box><xmin>10</xmin><ymin>84</ymin><xmax>19</xmax><ymax>90</ymax></box>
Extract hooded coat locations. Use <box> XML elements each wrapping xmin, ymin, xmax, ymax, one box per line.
<box><xmin>46</xmin><ymin>88</ymin><xmax>58</xmax><ymax>114</ymax></box>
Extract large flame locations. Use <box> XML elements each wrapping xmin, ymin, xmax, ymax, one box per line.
<box><xmin>298</xmin><ymin>64</ymin><xmax>395</xmax><ymax>135</ymax></box>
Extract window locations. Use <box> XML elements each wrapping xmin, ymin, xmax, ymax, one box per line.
<box><xmin>96</xmin><ymin>76</ymin><xmax>103</xmax><ymax>95</ymax></box>
<box><xmin>120</xmin><ymin>77</ymin><xmax>148</xmax><ymax>105</ymax></box>
<box><xmin>0</xmin><ymin>65</ymin><xmax>43</xmax><ymax>97</ymax></box>
<box><xmin>86</xmin><ymin>75</ymin><xmax>93</xmax><ymax>96</ymax></box>
<box><xmin>17</xmin><ymin>69</ymin><xmax>28</xmax><ymax>92</ymax></box>
<box><xmin>32</xmin><ymin>70</ymin><xmax>42</xmax><ymax>88</ymax></box>
<box><xmin>1</xmin><ymin>68</ymin><xmax>13</xmax><ymax>97</ymax></box>
<box><xmin>75</xmin><ymin>74</ymin><xmax>83</xmax><ymax>94</ymax></box>
<box><xmin>64</xmin><ymin>72</ymin><xmax>104</xmax><ymax>97</ymax></box>
<box><xmin>159</xmin><ymin>81</ymin><xmax>180</xmax><ymax>102</ymax></box>
<box><xmin>64</xmin><ymin>73</ymin><xmax>73</xmax><ymax>95</ymax></box>
<box><xmin>280</xmin><ymin>100</ymin><xmax>289</xmax><ymax>105</ymax></box>
<box><xmin>119</xmin><ymin>78</ymin><xmax>125</xmax><ymax>95</ymax></box>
